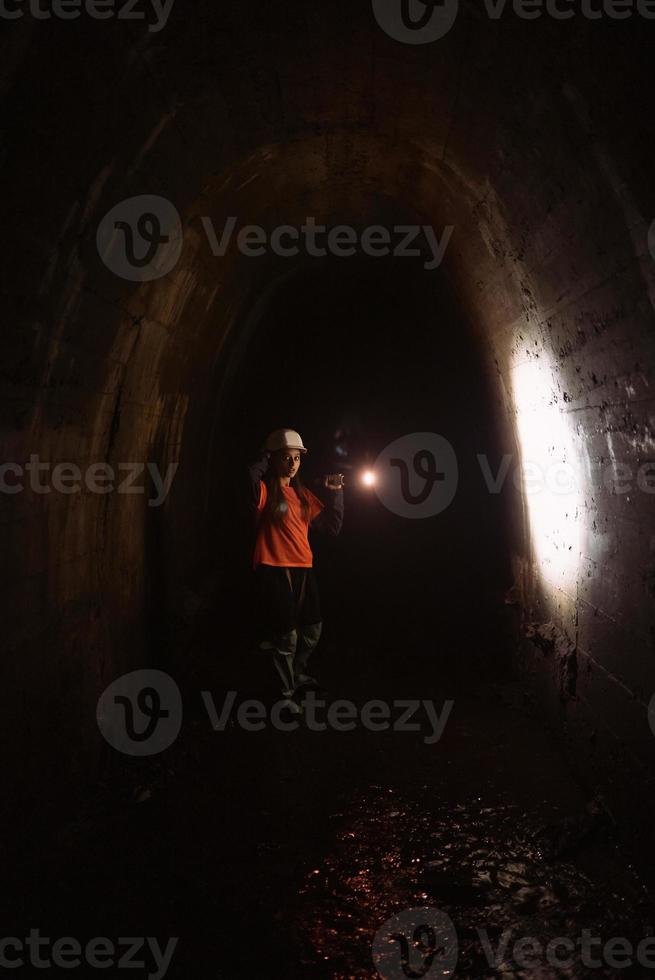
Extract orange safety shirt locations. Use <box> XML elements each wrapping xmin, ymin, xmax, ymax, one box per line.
<box><xmin>253</xmin><ymin>481</ymin><xmax>325</xmax><ymax>568</ymax></box>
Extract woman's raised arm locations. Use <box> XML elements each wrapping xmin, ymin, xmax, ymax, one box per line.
<box><xmin>248</xmin><ymin>449</ymin><xmax>269</xmax><ymax>507</ymax></box>
<box><xmin>311</xmin><ymin>486</ymin><xmax>344</xmax><ymax>536</ymax></box>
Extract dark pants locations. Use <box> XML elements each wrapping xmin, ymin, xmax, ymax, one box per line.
<box><xmin>254</xmin><ymin>565</ymin><xmax>323</xmax><ymax>697</ymax></box>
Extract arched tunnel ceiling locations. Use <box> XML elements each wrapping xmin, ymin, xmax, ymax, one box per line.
<box><xmin>4</xmin><ymin>2</ymin><xmax>652</xmax><ymax>419</ymax></box>
<box><xmin>4</xmin><ymin>4</ymin><xmax>653</xmax><ymax>396</ymax></box>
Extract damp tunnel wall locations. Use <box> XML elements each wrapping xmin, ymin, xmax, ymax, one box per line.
<box><xmin>2</xmin><ymin>4</ymin><xmax>655</xmax><ymax>868</ymax></box>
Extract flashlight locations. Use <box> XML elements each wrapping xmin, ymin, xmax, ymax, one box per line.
<box><xmin>322</xmin><ymin>471</ymin><xmax>377</xmax><ymax>489</ymax></box>
<box><xmin>324</xmin><ymin>473</ymin><xmax>345</xmax><ymax>489</ymax></box>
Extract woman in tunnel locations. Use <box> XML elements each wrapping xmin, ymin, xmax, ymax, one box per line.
<box><xmin>248</xmin><ymin>428</ymin><xmax>344</xmax><ymax>712</ymax></box>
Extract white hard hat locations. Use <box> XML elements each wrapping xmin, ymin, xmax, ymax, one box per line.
<box><xmin>264</xmin><ymin>428</ymin><xmax>308</xmax><ymax>454</ymax></box>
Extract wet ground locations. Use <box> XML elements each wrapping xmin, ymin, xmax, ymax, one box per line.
<box><xmin>13</xmin><ymin>636</ymin><xmax>655</xmax><ymax>979</ymax></box>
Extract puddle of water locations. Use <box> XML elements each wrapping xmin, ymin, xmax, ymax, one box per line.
<box><xmin>291</xmin><ymin>787</ymin><xmax>652</xmax><ymax>979</ymax></box>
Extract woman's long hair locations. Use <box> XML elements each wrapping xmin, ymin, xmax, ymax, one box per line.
<box><xmin>262</xmin><ymin>466</ymin><xmax>311</xmax><ymax>525</ymax></box>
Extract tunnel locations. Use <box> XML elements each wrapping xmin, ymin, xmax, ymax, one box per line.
<box><xmin>3</xmin><ymin>2</ymin><xmax>655</xmax><ymax>977</ymax></box>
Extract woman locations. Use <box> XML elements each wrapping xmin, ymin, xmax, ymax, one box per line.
<box><xmin>248</xmin><ymin>428</ymin><xmax>344</xmax><ymax>711</ymax></box>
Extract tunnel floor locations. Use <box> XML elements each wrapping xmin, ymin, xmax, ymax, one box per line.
<box><xmin>18</xmin><ymin>639</ymin><xmax>654</xmax><ymax>980</ymax></box>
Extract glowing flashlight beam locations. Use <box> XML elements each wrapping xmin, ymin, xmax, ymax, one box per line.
<box><xmin>511</xmin><ymin>354</ymin><xmax>583</xmax><ymax>594</ymax></box>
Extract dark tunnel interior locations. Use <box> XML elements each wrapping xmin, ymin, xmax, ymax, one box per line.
<box><xmin>3</xmin><ymin>2</ymin><xmax>655</xmax><ymax>978</ymax></box>
<box><xmin>205</xmin><ymin>258</ymin><xmax>516</xmax><ymax>688</ymax></box>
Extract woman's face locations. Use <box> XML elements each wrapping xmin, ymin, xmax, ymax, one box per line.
<box><xmin>273</xmin><ymin>448</ymin><xmax>301</xmax><ymax>480</ymax></box>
